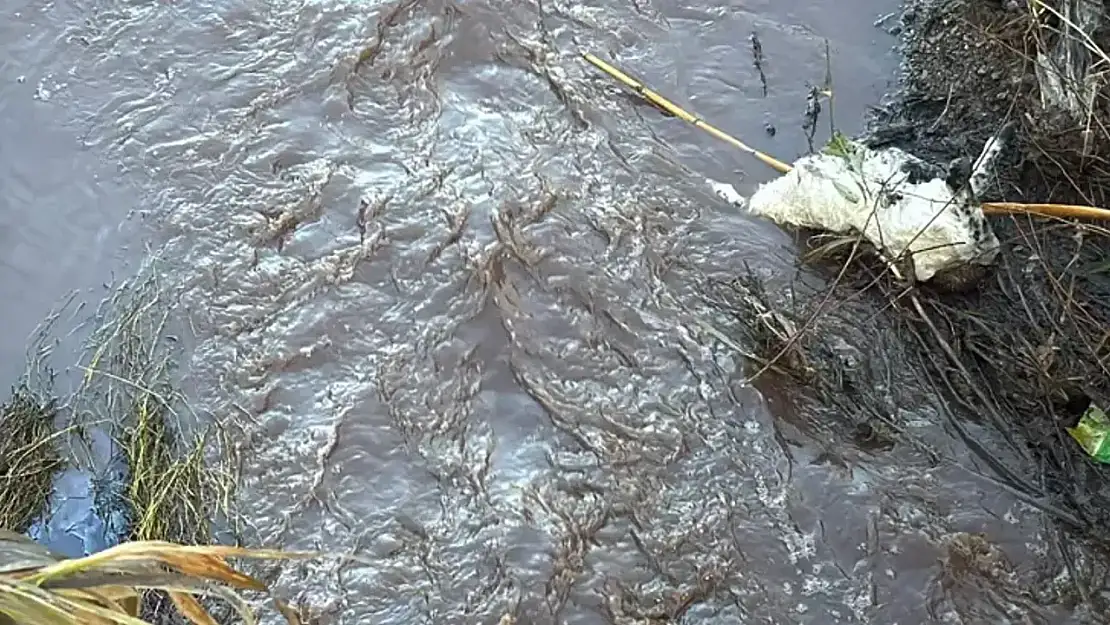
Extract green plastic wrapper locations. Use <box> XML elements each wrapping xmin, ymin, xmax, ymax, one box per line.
<box><xmin>1067</xmin><ymin>404</ymin><xmax>1110</xmax><ymax>463</ymax></box>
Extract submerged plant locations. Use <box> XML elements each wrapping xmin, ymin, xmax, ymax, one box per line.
<box><xmin>65</xmin><ymin>265</ymin><xmax>239</xmax><ymax>622</ymax></box>
<box><xmin>122</xmin><ymin>391</ymin><xmax>213</xmax><ymax>547</ymax></box>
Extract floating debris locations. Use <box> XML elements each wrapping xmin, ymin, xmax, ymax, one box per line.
<box><xmin>750</xmin><ymin>31</ymin><xmax>768</xmax><ymax>97</ymax></box>
<box><xmin>726</xmin><ymin>130</ymin><xmax>1008</xmax><ymax>282</ymax></box>
<box><xmin>1067</xmin><ymin>404</ymin><xmax>1110</xmax><ymax>463</ymax></box>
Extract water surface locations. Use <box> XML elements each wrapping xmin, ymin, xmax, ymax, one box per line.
<box><xmin>1</xmin><ymin>0</ymin><xmax>1092</xmax><ymax>623</ymax></box>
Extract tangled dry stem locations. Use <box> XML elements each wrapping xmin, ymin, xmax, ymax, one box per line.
<box><xmin>708</xmin><ymin>0</ymin><xmax>1110</xmax><ymax>546</ymax></box>
<box><xmin>911</xmin><ymin>1</ymin><xmax>1110</xmax><ymax>531</ymax></box>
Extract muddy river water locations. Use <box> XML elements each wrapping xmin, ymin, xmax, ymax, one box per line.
<box><xmin>1</xmin><ymin>0</ymin><xmax>1103</xmax><ymax>623</ymax></box>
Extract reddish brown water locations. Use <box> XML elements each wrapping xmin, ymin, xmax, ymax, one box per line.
<box><xmin>1</xmin><ymin>0</ymin><xmax>1099</xmax><ymax>623</ymax></box>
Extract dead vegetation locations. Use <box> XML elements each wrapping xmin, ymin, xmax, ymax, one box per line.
<box><xmin>0</xmin><ymin>263</ymin><xmax>273</xmax><ymax>624</ymax></box>
<box><xmin>891</xmin><ymin>0</ymin><xmax>1110</xmax><ymax>530</ymax></box>
<box><xmin>0</xmin><ymin>529</ymin><xmax>313</xmax><ymax>625</ymax></box>
<box><xmin>706</xmin><ymin>0</ymin><xmax>1110</xmax><ymax>541</ymax></box>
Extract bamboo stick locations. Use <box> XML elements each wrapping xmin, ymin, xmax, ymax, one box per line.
<box><xmin>981</xmin><ymin>201</ymin><xmax>1110</xmax><ymax>220</ymax></box>
<box><xmin>582</xmin><ymin>53</ymin><xmax>792</xmax><ymax>174</ymax></box>
<box><xmin>581</xmin><ymin>51</ymin><xmax>1110</xmax><ymax>222</ymax></box>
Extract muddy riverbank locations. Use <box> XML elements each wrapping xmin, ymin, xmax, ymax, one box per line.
<box><xmin>740</xmin><ymin>0</ymin><xmax>1110</xmax><ymax>614</ymax></box>
<box><xmin>868</xmin><ymin>0</ymin><xmax>1110</xmax><ymax>536</ymax></box>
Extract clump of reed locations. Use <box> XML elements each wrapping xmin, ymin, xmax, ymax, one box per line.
<box><xmin>73</xmin><ymin>268</ymin><xmax>242</xmax><ymax>622</ymax></box>
<box><xmin>0</xmin><ymin>264</ymin><xmax>277</xmax><ymax>625</ymax></box>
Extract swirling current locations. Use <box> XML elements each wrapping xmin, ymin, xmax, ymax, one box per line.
<box><xmin>1</xmin><ymin>0</ymin><xmax>1102</xmax><ymax>623</ymax></box>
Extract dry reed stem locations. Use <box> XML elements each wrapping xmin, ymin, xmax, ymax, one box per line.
<box><xmin>0</xmin><ymin>529</ymin><xmax>316</xmax><ymax>625</ymax></box>
<box><xmin>581</xmin><ymin>50</ymin><xmax>1110</xmax><ymax>222</ymax></box>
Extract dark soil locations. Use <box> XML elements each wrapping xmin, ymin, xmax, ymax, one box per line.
<box><xmin>875</xmin><ymin>0</ymin><xmax>1110</xmax><ymax>537</ymax></box>
<box><xmin>876</xmin><ymin>0</ymin><xmax>1110</xmax><ymax>207</ymax></box>
<box><xmin>714</xmin><ymin>0</ymin><xmax>1110</xmax><ymax>549</ymax></box>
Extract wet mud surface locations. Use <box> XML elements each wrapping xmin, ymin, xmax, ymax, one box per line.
<box><xmin>865</xmin><ymin>0</ymin><xmax>1110</xmax><ymax>541</ymax></box>
<box><xmin>3</xmin><ymin>0</ymin><xmax>1110</xmax><ymax>623</ymax></box>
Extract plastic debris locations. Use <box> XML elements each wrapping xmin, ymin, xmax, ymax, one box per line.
<box><xmin>1066</xmin><ymin>403</ymin><xmax>1110</xmax><ymax>463</ymax></box>
<box><xmin>747</xmin><ymin>136</ymin><xmax>1002</xmax><ymax>282</ymax></box>
<box><xmin>712</xmin><ymin>129</ymin><xmax>1012</xmax><ymax>282</ymax></box>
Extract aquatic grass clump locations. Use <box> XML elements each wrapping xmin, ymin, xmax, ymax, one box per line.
<box><xmin>0</xmin><ymin>529</ymin><xmax>313</xmax><ymax>625</ymax></box>
<box><xmin>0</xmin><ymin>261</ymin><xmax>290</xmax><ymax>624</ymax></box>
<box><xmin>0</xmin><ymin>388</ymin><xmax>64</xmax><ymax>534</ymax></box>
<box><xmin>70</xmin><ymin>267</ymin><xmax>239</xmax><ymax>622</ymax></box>
<box><xmin>118</xmin><ymin>400</ymin><xmax>230</xmax><ymax>623</ymax></box>
<box><xmin>122</xmin><ymin>390</ymin><xmax>214</xmax><ymax>547</ymax></box>
<box><xmin>74</xmin><ymin>268</ymin><xmax>234</xmax><ymax>547</ymax></box>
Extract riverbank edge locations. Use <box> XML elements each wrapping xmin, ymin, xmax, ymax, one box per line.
<box><xmin>869</xmin><ymin>0</ymin><xmax>1110</xmax><ymax>533</ymax></box>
